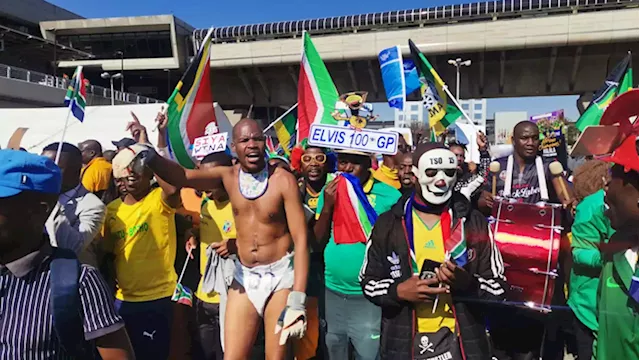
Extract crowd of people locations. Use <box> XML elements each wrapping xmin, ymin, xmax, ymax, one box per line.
<box><xmin>0</xmin><ymin>106</ymin><xmax>637</xmax><ymax>360</ymax></box>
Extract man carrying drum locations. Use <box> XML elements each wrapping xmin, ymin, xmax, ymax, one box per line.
<box><xmin>478</xmin><ymin>121</ymin><xmax>572</xmax><ymax>360</ymax></box>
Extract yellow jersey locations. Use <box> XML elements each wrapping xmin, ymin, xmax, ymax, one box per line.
<box><xmin>412</xmin><ymin>210</ymin><xmax>456</xmax><ymax>333</ymax></box>
<box><xmin>81</xmin><ymin>157</ymin><xmax>112</xmax><ymax>193</ymax></box>
<box><xmin>195</xmin><ymin>197</ymin><xmax>236</xmax><ymax>303</ymax></box>
<box><xmin>103</xmin><ymin>188</ymin><xmax>178</xmax><ymax>302</ymax></box>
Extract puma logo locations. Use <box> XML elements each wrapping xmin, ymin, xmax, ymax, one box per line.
<box><xmin>143</xmin><ymin>330</ymin><xmax>156</xmax><ymax>340</ymax></box>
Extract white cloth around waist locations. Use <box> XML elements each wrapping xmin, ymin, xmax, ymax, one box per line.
<box><xmin>233</xmin><ymin>252</ymin><xmax>295</xmax><ymax>316</ymax></box>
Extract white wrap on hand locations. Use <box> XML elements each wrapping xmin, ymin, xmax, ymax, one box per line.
<box><xmin>459</xmin><ymin>175</ymin><xmax>485</xmax><ymax>201</ymax></box>
<box><xmin>275</xmin><ymin>291</ymin><xmax>307</xmax><ymax>345</ymax></box>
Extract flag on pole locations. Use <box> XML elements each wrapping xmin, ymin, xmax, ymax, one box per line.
<box><xmin>378</xmin><ymin>46</ymin><xmax>421</xmax><ymax>111</ymax></box>
<box><xmin>297</xmin><ymin>31</ymin><xmax>339</xmax><ymax>141</ymax></box>
<box><xmin>274</xmin><ymin>104</ymin><xmax>298</xmax><ymax>155</ymax></box>
<box><xmin>171</xmin><ymin>283</ymin><xmax>193</xmax><ymax>307</ymax></box>
<box><xmin>166</xmin><ymin>28</ymin><xmax>216</xmax><ymax>169</ymax></box>
<box><xmin>408</xmin><ymin>40</ymin><xmax>463</xmax><ymax>137</ymax></box>
<box><xmin>576</xmin><ymin>53</ymin><xmax>634</xmax><ymax>132</ymax></box>
<box><xmin>64</xmin><ymin>66</ymin><xmax>86</xmax><ymax>122</ymax></box>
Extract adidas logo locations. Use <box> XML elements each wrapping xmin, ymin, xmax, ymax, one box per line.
<box><xmin>424</xmin><ymin>240</ymin><xmax>435</xmax><ymax>249</ymax></box>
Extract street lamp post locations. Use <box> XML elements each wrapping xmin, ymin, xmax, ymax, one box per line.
<box><xmin>115</xmin><ymin>51</ymin><xmax>124</xmax><ymax>93</ymax></box>
<box><xmin>164</xmin><ymin>69</ymin><xmax>171</xmax><ymax>97</ymax></box>
<box><xmin>447</xmin><ymin>58</ymin><xmax>472</xmax><ymax>101</ymax></box>
<box><xmin>101</xmin><ymin>72</ymin><xmax>123</xmax><ymax>105</ymax></box>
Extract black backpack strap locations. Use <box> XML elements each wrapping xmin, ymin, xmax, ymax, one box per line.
<box><xmin>50</xmin><ymin>247</ymin><xmax>92</xmax><ymax>358</ymax></box>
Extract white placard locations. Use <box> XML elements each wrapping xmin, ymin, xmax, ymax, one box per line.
<box><xmin>192</xmin><ymin>132</ymin><xmax>228</xmax><ymax>159</ymax></box>
<box><xmin>308</xmin><ymin>124</ymin><xmax>398</xmax><ymax>155</ymax></box>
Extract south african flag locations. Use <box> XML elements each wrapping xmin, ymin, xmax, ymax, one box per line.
<box><xmin>171</xmin><ymin>283</ymin><xmax>193</xmax><ymax>307</ymax></box>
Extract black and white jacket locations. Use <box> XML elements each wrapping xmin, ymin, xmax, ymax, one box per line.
<box><xmin>359</xmin><ymin>192</ymin><xmax>507</xmax><ymax>360</ymax></box>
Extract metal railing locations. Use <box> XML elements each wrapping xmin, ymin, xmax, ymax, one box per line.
<box><xmin>0</xmin><ymin>63</ymin><xmax>162</xmax><ymax>105</ymax></box>
<box><xmin>193</xmin><ymin>0</ymin><xmax>638</xmax><ymax>44</ymax></box>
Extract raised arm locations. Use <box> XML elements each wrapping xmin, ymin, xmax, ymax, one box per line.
<box><xmin>280</xmin><ymin>170</ymin><xmax>309</xmax><ymax>293</ymax></box>
<box><xmin>145</xmin><ymin>152</ymin><xmax>229</xmax><ymax>191</ymax></box>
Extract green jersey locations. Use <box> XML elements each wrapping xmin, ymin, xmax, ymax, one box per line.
<box><xmin>595</xmin><ymin>247</ymin><xmax>639</xmax><ymax>359</ymax></box>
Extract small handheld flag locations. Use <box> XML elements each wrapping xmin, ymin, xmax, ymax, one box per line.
<box><xmin>64</xmin><ymin>66</ymin><xmax>86</xmax><ymax>123</ymax></box>
<box><xmin>56</xmin><ymin>66</ymin><xmax>86</xmax><ymax>164</ymax></box>
<box><xmin>172</xmin><ymin>247</ymin><xmax>194</xmax><ymax>307</ymax></box>
<box><xmin>171</xmin><ymin>283</ymin><xmax>193</xmax><ymax>307</ymax></box>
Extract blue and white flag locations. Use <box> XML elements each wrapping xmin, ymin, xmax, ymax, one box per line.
<box><xmin>402</xmin><ymin>59</ymin><xmax>421</xmax><ymax>97</ymax></box>
<box><xmin>378</xmin><ymin>46</ymin><xmax>421</xmax><ymax>111</ymax></box>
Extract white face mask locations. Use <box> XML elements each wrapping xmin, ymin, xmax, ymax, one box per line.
<box><xmin>412</xmin><ymin>148</ymin><xmax>458</xmax><ymax>205</ymax></box>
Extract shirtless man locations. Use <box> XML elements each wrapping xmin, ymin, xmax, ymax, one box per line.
<box><xmin>132</xmin><ymin>118</ymin><xmax>309</xmax><ymax>360</ymax></box>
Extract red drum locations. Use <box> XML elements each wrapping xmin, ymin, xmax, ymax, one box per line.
<box><xmin>489</xmin><ymin>198</ymin><xmax>562</xmax><ymax>312</ymax></box>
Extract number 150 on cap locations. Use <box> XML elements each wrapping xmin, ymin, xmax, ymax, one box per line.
<box><xmin>308</xmin><ymin>124</ymin><xmax>399</xmax><ymax>155</ymax></box>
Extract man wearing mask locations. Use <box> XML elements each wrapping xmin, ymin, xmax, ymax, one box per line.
<box><xmin>359</xmin><ymin>143</ymin><xmax>506</xmax><ymax>359</ymax></box>
<box><xmin>314</xmin><ymin>149</ymin><xmax>401</xmax><ymax>359</ymax></box>
<box><xmin>42</xmin><ymin>143</ymin><xmax>106</xmax><ymax>267</ymax></box>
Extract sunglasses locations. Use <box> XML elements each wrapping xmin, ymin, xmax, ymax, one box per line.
<box><xmin>301</xmin><ymin>154</ymin><xmax>327</xmax><ymax>165</ymax></box>
<box><xmin>425</xmin><ymin>169</ymin><xmax>457</xmax><ymax>177</ymax></box>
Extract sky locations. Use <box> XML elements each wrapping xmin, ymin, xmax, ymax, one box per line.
<box><xmin>48</xmin><ymin>0</ymin><xmax>581</xmax><ymax>120</ymax></box>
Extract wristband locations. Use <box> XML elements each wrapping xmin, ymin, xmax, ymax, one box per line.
<box><xmin>287</xmin><ymin>291</ymin><xmax>306</xmax><ymax>310</ymax></box>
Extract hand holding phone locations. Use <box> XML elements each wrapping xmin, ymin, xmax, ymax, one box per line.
<box><xmin>419</xmin><ymin>259</ymin><xmax>442</xmax><ymax>287</ymax></box>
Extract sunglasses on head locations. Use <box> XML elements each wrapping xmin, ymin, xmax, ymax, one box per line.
<box><xmin>302</xmin><ymin>153</ymin><xmax>327</xmax><ymax>165</ymax></box>
<box><xmin>425</xmin><ymin>169</ymin><xmax>457</xmax><ymax>177</ymax></box>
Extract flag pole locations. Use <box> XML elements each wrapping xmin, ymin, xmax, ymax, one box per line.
<box><xmin>441</xmin><ymin>84</ymin><xmax>479</xmax><ymax>160</ymax></box>
<box><xmin>176</xmin><ymin>247</ymin><xmax>193</xmax><ymax>286</ymax></box>
<box><xmin>263</xmin><ymin>103</ymin><xmax>299</xmax><ymax>133</ymax></box>
<box><xmin>54</xmin><ymin>93</ymin><xmax>74</xmax><ymax>165</ymax></box>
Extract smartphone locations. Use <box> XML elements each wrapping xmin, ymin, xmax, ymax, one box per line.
<box><xmin>419</xmin><ymin>259</ymin><xmax>442</xmax><ymax>286</ymax></box>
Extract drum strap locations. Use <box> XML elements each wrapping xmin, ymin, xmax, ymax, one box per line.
<box><xmin>504</xmin><ymin>155</ymin><xmax>548</xmax><ymax>201</ymax></box>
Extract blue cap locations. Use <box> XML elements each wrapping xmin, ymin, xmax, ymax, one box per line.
<box><xmin>0</xmin><ymin>150</ymin><xmax>62</xmax><ymax>198</ymax></box>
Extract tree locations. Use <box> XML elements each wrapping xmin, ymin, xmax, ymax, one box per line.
<box><xmin>565</xmin><ymin>121</ymin><xmax>579</xmax><ymax>146</ymax></box>
<box><xmin>409</xmin><ymin>121</ymin><xmax>431</xmax><ymax>145</ymax></box>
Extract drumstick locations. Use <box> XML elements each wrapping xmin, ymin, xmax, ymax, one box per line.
<box><xmin>489</xmin><ymin>161</ymin><xmax>501</xmax><ymax>197</ymax></box>
<box><xmin>432</xmin><ymin>251</ymin><xmax>451</xmax><ymax>313</ymax></box>
<box><xmin>549</xmin><ymin>161</ymin><xmax>570</xmax><ymax>203</ymax></box>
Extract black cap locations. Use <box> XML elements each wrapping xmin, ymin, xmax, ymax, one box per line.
<box><xmin>112</xmin><ymin>138</ymin><xmax>136</xmax><ymax>149</ymax></box>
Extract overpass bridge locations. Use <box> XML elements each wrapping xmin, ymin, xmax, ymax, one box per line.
<box><xmin>195</xmin><ymin>0</ymin><xmax>639</xmax><ymax>107</ymax></box>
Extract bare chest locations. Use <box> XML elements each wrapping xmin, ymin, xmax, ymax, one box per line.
<box><xmin>224</xmin><ymin>174</ymin><xmax>286</xmax><ymax>224</ymax></box>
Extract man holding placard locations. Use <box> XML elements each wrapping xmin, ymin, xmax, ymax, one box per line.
<box><xmin>313</xmin><ymin>145</ymin><xmax>401</xmax><ymax>360</ymax></box>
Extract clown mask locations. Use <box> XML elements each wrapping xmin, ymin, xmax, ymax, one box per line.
<box><xmin>412</xmin><ymin>148</ymin><xmax>458</xmax><ymax>205</ymax></box>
